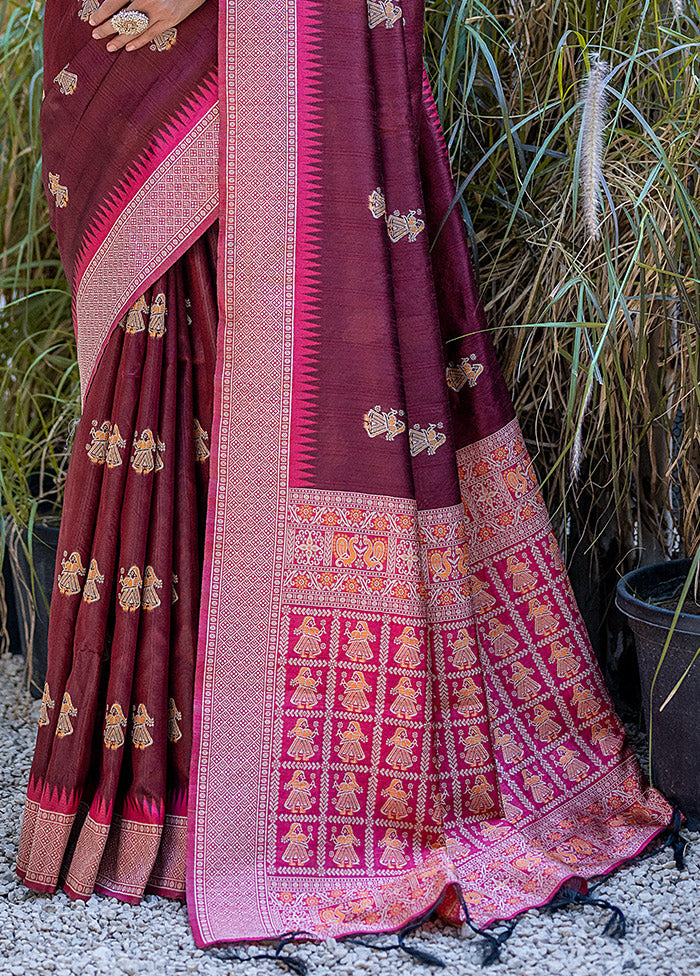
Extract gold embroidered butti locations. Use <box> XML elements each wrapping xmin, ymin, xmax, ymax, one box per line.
<box><xmin>142</xmin><ymin>565</ymin><xmax>163</xmax><ymax>611</ymax></box>
<box><xmin>54</xmin><ymin>65</ymin><xmax>78</xmax><ymax>95</ymax></box>
<box><xmin>367</xmin><ymin>0</ymin><xmax>403</xmax><ymax>29</ymax></box>
<box><xmin>82</xmin><ymin>558</ymin><xmax>105</xmax><ymax>604</ymax></box>
<box><xmin>39</xmin><ymin>682</ymin><xmax>55</xmax><ymax>727</ymax></box>
<box><xmin>368</xmin><ymin>187</ymin><xmax>387</xmax><ymax>220</ymax></box>
<box><xmin>106</xmin><ymin>423</ymin><xmax>126</xmax><ymax>468</ymax></box>
<box><xmin>446</xmin><ymin>355</ymin><xmax>485</xmax><ymax>392</ymax></box>
<box><xmin>125</xmin><ymin>295</ymin><xmax>149</xmax><ymax>334</ymax></box>
<box><xmin>167</xmin><ymin>698</ymin><xmax>182</xmax><ymax>743</ymax></box>
<box><xmin>118</xmin><ymin>565</ymin><xmax>143</xmax><ymax>611</ymax></box>
<box><xmin>56</xmin><ymin>692</ymin><xmax>77</xmax><ymax>738</ymax></box>
<box><xmin>386</xmin><ymin>208</ymin><xmax>425</xmax><ymax>243</ymax></box>
<box><xmin>154</xmin><ymin>435</ymin><xmax>166</xmax><ymax>472</ymax></box>
<box><xmin>86</xmin><ymin>420</ymin><xmax>111</xmax><ymax>464</ymax></box>
<box><xmin>150</xmin><ymin>27</ymin><xmax>177</xmax><ymax>51</ymax></box>
<box><xmin>57</xmin><ymin>550</ymin><xmax>86</xmax><ymax>596</ymax></box>
<box><xmin>131</xmin><ymin>429</ymin><xmax>157</xmax><ymax>473</ymax></box>
<box><xmin>409</xmin><ymin>422</ymin><xmax>446</xmax><ymax>456</ymax></box>
<box><xmin>78</xmin><ymin>0</ymin><xmax>99</xmax><ymax>21</ymax></box>
<box><xmin>171</xmin><ymin>572</ymin><xmax>179</xmax><ymax>604</ymax></box>
<box><xmin>104</xmin><ymin>703</ymin><xmax>127</xmax><ymax>750</ymax></box>
<box><xmin>131</xmin><ymin>703</ymin><xmax>155</xmax><ymax>749</ymax></box>
<box><xmin>369</xmin><ymin>185</ymin><xmax>425</xmax><ymax>243</ymax></box>
<box><xmin>148</xmin><ymin>293</ymin><xmax>167</xmax><ymax>337</ymax></box>
<box><xmin>48</xmin><ymin>173</ymin><xmax>68</xmax><ymax>208</ymax></box>
<box><xmin>193</xmin><ymin>419</ymin><xmax>211</xmax><ymax>462</ymax></box>
<box><xmin>363</xmin><ymin>405</ymin><xmax>406</xmax><ymax>442</ymax></box>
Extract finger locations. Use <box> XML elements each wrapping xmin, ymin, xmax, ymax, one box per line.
<box><xmin>124</xmin><ymin>22</ymin><xmax>171</xmax><ymax>52</ymax></box>
<box><xmin>88</xmin><ymin>0</ymin><xmax>128</xmax><ymax>28</ymax></box>
<box><xmin>106</xmin><ymin>19</ymin><xmax>167</xmax><ymax>52</ymax></box>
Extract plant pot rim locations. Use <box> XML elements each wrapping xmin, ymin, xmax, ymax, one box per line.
<box><xmin>616</xmin><ymin>558</ymin><xmax>700</xmax><ymax>636</ymax></box>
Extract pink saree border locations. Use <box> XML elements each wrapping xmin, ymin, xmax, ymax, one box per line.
<box><xmin>187</xmin><ymin>0</ymin><xmax>299</xmax><ymax>947</ymax></box>
<box><xmin>74</xmin><ymin>92</ymin><xmax>219</xmax><ymax>404</ymax></box>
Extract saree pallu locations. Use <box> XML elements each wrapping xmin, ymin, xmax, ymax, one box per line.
<box><xmin>18</xmin><ymin>0</ymin><xmax>672</xmax><ymax>948</ymax></box>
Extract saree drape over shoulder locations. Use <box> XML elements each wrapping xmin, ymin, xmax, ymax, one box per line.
<box><xmin>18</xmin><ymin>0</ymin><xmax>671</xmax><ymax>948</ymax></box>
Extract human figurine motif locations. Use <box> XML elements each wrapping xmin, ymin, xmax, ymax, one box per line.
<box><xmin>530</xmin><ymin>702</ymin><xmax>562</xmax><ymax>743</ymax></box>
<box><xmin>571</xmin><ymin>682</ymin><xmax>601</xmax><ymax>721</ymax></box>
<box><xmin>429</xmin><ymin>790</ymin><xmax>448</xmax><ymax>825</ymax></box>
<box><xmin>55</xmin><ymin>692</ymin><xmax>77</xmax><ymax>738</ymax></box>
<box><xmin>389</xmin><ymin>676</ymin><xmax>418</xmax><ymax>719</ymax></box>
<box><xmin>171</xmin><ymin>572</ymin><xmax>179</xmax><ymax>605</ymax></box>
<box><xmin>168</xmin><ymin>698</ymin><xmax>182</xmax><ymax>743</ymax></box>
<box><xmin>48</xmin><ymin>172</ymin><xmax>68</xmax><ymax>207</ymax></box>
<box><xmin>118</xmin><ymin>565</ymin><xmax>143</xmax><ymax>612</ymax></box>
<box><xmin>378</xmin><ymin>828</ymin><xmax>408</xmax><ymax>868</ymax></box>
<box><xmin>287</xmin><ymin>717</ymin><xmax>317</xmax><ymax>761</ymax></box>
<box><xmin>53</xmin><ymin>65</ymin><xmax>78</xmax><ymax>96</ymax></box>
<box><xmin>131</xmin><ymin>429</ymin><xmax>157</xmax><ymax>474</ymax></box>
<box><xmin>379</xmin><ymin>779</ymin><xmax>411</xmax><ymax>820</ymax></box>
<box><xmin>484</xmin><ymin>617</ymin><xmax>518</xmax><ymax>657</ymax></box>
<box><xmin>549</xmin><ymin>640</ymin><xmax>580</xmax><ymax>678</ymax></box>
<box><xmin>154</xmin><ymin>435</ymin><xmax>166</xmax><ymax>472</ymax></box>
<box><xmin>343</xmin><ymin>620</ymin><xmax>375</xmax><ymax>662</ymax></box>
<box><xmin>104</xmin><ymin>703</ymin><xmax>127</xmax><ymax>750</ymax></box>
<box><xmin>467</xmin><ymin>774</ymin><xmax>495</xmax><ymax>814</ymax></box>
<box><xmin>363</xmin><ymin>405</ymin><xmax>406</xmax><ymax>442</ymax></box>
<box><xmin>284</xmin><ymin>770</ymin><xmax>313</xmax><ymax>813</ymax></box>
<box><xmin>448</xmin><ymin>628</ymin><xmax>477</xmax><ymax>669</ymax></box>
<box><xmin>82</xmin><ymin>558</ymin><xmax>105</xmax><ymax>604</ymax></box>
<box><xmin>504</xmin><ymin>555</ymin><xmax>538</xmax><ymax>594</ymax></box>
<box><xmin>385</xmin><ymin>727</ymin><xmax>416</xmax><ymax>771</ymax></box>
<box><xmin>131</xmin><ymin>703</ymin><xmax>155</xmax><ymax>749</ymax></box>
<box><xmin>555</xmin><ymin>746</ymin><xmax>590</xmax><ymax>783</ymax></box>
<box><xmin>142</xmin><ymin>565</ymin><xmax>163</xmax><ymax>611</ymax></box>
<box><xmin>332</xmin><ymin>772</ymin><xmax>362</xmax><ymax>815</ymax></box>
<box><xmin>460</xmin><ymin>726</ymin><xmax>490</xmax><ymax>767</ymax></box>
<box><xmin>393</xmin><ymin>626</ymin><xmax>421</xmax><ymax>669</ymax></box>
<box><xmin>493</xmin><ymin>726</ymin><xmax>525</xmax><ymax>765</ymax></box>
<box><xmin>193</xmin><ymin>418</ymin><xmax>211</xmax><ymax>462</ymax></box>
<box><xmin>281</xmin><ymin>823</ymin><xmax>311</xmax><ymax>866</ymax></box>
<box><xmin>124</xmin><ymin>295</ymin><xmax>149</xmax><ymax>334</ymax></box>
<box><xmin>468</xmin><ymin>576</ymin><xmax>496</xmax><ymax>614</ymax></box>
<box><xmin>106</xmin><ymin>423</ymin><xmax>126</xmax><ymax>468</ymax></box>
<box><xmin>455</xmin><ymin>675</ymin><xmax>484</xmax><ymax>717</ymax></box>
<box><xmin>526</xmin><ymin>597</ymin><xmax>559</xmax><ymax>637</ymax></box>
<box><xmin>292</xmin><ymin>616</ymin><xmax>325</xmax><ymax>658</ymax></box>
<box><xmin>290</xmin><ymin>667</ymin><xmax>321</xmax><ymax>709</ymax></box>
<box><xmin>339</xmin><ymin>671</ymin><xmax>371</xmax><ymax>712</ymax></box>
<box><xmin>337</xmin><ymin>720</ymin><xmax>368</xmax><ymax>764</ymax></box>
<box><xmin>331</xmin><ymin>825</ymin><xmax>360</xmax><ymax>868</ymax></box>
<box><xmin>590</xmin><ymin>721</ymin><xmax>622</xmax><ymax>756</ymax></box>
<box><xmin>38</xmin><ymin>682</ymin><xmax>55</xmax><ymax>727</ymax></box>
<box><xmin>522</xmin><ymin>768</ymin><xmax>554</xmax><ymax>804</ymax></box>
<box><xmin>508</xmin><ymin>661</ymin><xmax>541</xmax><ymax>701</ymax></box>
<box><xmin>148</xmin><ymin>293</ymin><xmax>167</xmax><ymax>337</ymax></box>
<box><xmin>57</xmin><ymin>550</ymin><xmax>86</xmax><ymax>596</ymax></box>
<box><xmin>85</xmin><ymin>420</ymin><xmax>111</xmax><ymax>464</ymax></box>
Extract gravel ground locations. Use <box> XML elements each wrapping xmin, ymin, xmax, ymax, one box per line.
<box><xmin>0</xmin><ymin>653</ymin><xmax>698</xmax><ymax>976</ymax></box>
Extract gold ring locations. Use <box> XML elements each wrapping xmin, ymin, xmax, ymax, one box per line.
<box><xmin>110</xmin><ymin>10</ymin><xmax>150</xmax><ymax>35</ymax></box>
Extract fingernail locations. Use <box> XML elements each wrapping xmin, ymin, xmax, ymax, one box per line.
<box><xmin>88</xmin><ymin>15</ymin><xmax>95</xmax><ymax>24</ymax></box>
<box><xmin>92</xmin><ymin>29</ymin><xmax>99</xmax><ymax>37</ymax></box>
<box><xmin>126</xmin><ymin>44</ymin><xmax>134</xmax><ymax>51</ymax></box>
<box><xmin>107</xmin><ymin>44</ymin><xmax>116</xmax><ymax>52</ymax></box>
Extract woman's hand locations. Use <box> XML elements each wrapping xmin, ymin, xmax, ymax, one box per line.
<box><xmin>89</xmin><ymin>0</ymin><xmax>208</xmax><ymax>53</ymax></box>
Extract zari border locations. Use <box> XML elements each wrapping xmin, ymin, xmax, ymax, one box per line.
<box><xmin>74</xmin><ymin>97</ymin><xmax>220</xmax><ymax>404</ymax></box>
<box><xmin>187</xmin><ymin>0</ymin><xmax>299</xmax><ymax>948</ymax></box>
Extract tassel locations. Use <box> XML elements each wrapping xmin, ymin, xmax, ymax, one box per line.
<box><xmin>628</xmin><ymin>806</ymin><xmax>688</xmax><ymax>871</ymax></box>
<box><xmin>213</xmin><ymin>931</ymin><xmax>309</xmax><ymax>975</ymax></box>
<box><xmin>346</xmin><ymin>890</ymin><xmax>447</xmax><ymax>968</ymax></box>
<box><xmin>549</xmin><ymin>884</ymin><xmax>626</xmax><ymax>940</ymax></box>
<box><xmin>456</xmin><ymin>888</ymin><xmax>518</xmax><ymax>966</ymax></box>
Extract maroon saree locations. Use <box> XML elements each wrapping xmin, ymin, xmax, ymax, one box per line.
<box><xmin>18</xmin><ymin>0</ymin><xmax>671</xmax><ymax>948</ymax></box>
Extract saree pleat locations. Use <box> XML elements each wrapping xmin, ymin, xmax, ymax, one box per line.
<box><xmin>17</xmin><ymin>226</ymin><xmax>218</xmax><ymax>900</ymax></box>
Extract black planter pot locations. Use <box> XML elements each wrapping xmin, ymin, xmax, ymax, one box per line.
<box><xmin>616</xmin><ymin>559</ymin><xmax>700</xmax><ymax>827</ymax></box>
<box><xmin>7</xmin><ymin>519</ymin><xmax>60</xmax><ymax>699</ymax></box>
